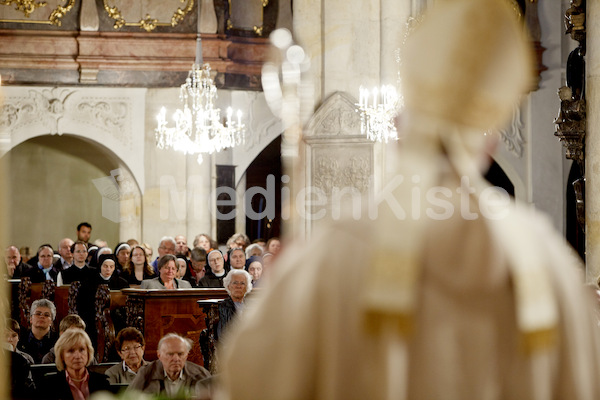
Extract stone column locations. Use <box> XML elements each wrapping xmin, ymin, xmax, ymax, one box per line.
<box><xmin>587</xmin><ymin>0</ymin><xmax>600</xmax><ymax>281</ymax></box>
<box><xmin>186</xmin><ymin>152</ymin><xmax>213</xmax><ymax>243</ymax></box>
<box><xmin>235</xmin><ymin>173</ymin><xmax>247</xmax><ymax>235</ymax></box>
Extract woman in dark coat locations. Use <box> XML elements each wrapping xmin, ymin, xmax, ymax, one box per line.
<box><xmin>36</xmin><ymin>328</ymin><xmax>110</xmax><ymax>399</ymax></box>
<box><xmin>217</xmin><ymin>269</ymin><xmax>253</xmax><ymax>340</ymax></box>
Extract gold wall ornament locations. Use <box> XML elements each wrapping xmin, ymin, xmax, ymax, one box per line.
<box><xmin>261</xmin><ymin>0</ymin><xmax>268</xmax><ymax>6</ymax></box>
<box><xmin>253</xmin><ymin>25</ymin><xmax>263</xmax><ymax>36</ymax></box>
<box><xmin>48</xmin><ymin>0</ymin><xmax>74</xmax><ymax>26</ymax></box>
<box><xmin>139</xmin><ymin>13</ymin><xmax>157</xmax><ymax>32</ymax></box>
<box><xmin>171</xmin><ymin>0</ymin><xmax>194</xmax><ymax>27</ymax></box>
<box><xmin>102</xmin><ymin>0</ymin><xmax>194</xmax><ymax>32</ymax></box>
<box><xmin>102</xmin><ymin>1</ymin><xmax>125</xmax><ymax>29</ymax></box>
<box><xmin>0</xmin><ymin>0</ymin><xmax>48</xmax><ymax>18</ymax></box>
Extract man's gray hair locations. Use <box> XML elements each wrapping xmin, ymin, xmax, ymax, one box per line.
<box><xmin>31</xmin><ymin>298</ymin><xmax>57</xmax><ymax>321</ymax></box>
<box><xmin>223</xmin><ymin>269</ymin><xmax>253</xmax><ymax>297</ymax></box>
<box><xmin>158</xmin><ymin>332</ymin><xmax>193</xmax><ymax>352</ymax></box>
<box><xmin>159</xmin><ymin>236</ymin><xmax>177</xmax><ymax>247</ymax></box>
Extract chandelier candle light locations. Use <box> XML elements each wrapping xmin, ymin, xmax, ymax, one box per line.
<box><xmin>155</xmin><ymin>8</ymin><xmax>245</xmax><ymax>164</ymax></box>
<box><xmin>356</xmin><ymin>85</ymin><xmax>400</xmax><ymax>143</ymax></box>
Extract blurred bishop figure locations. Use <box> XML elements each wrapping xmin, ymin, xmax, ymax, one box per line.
<box><xmin>216</xmin><ymin>0</ymin><xmax>600</xmax><ymax>399</ymax></box>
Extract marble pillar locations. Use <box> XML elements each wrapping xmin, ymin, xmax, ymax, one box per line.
<box><xmin>587</xmin><ymin>0</ymin><xmax>600</xmax><ymax>281</ymax></box>
<box><xmin>200</xmin><ymin>0</ymin><xmax>218</xmax><ymax>33</ymax></box>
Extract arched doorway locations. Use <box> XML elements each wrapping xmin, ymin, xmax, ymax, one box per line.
<box><xmin>484</xmin><ymin>160</ymin><xmax>515</xmax><ymax>197</ymax></box>
<box><xmin>5</xmin><ymin>134</ymin><xmax>140</xmax><ymax>250</ymax></box>
<box><xmin>244</xmin><ymin>135</ymin><xmax>282</xmax><ymax>242</ymax></box>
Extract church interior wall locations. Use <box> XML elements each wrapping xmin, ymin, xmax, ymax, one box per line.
<box><xmin>0</xmin><ymin>0</ymin><xmax>581</xmax><ymax>249</ymax></box>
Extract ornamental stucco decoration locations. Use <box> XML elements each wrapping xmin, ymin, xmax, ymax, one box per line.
<box><xmin>0</xmin><ymin>88</ymin><xmax>75</xmax><ymax>135</ymax></box>
<box><xmin>76</xmin><ymin>100</ymin><xmax>130</xmax><ymax>146</ymax></box>
<box><xmin>497</xmin><ymin>103</ymin><xmax>525</xmax><ymax>158</ymax></box>
<box><xmin>0</xmin><ymin>88</ymin><xmax>132</xmax><ymax>149</ymax></box>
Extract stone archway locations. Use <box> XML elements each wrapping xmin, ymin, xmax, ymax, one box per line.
<box><xmin>0</xmin><ymin>86</ymin><xmax>146</xmax><ymax>248</ymax></box>
<box><xmin>5</xmin><ymin>134</ymin><xmax>142</xmax><ymax>250</ymax></box>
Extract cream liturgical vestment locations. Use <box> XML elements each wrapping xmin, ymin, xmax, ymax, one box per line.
<box><xmin>216</xmin><ymin>0</ymin><xmax>600</xmax><ymax>399</ymax></box>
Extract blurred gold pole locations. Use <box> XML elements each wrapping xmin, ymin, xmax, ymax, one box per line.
<box><xmin>0</xmin><ymin>72</ymin><xmax>9</xmax><ymax>399</ymax></box>
<box><xmin>281</xmin><ymin>124</ymin><xmax>303</xmax><ymax>241</ymax></box>
<box><xmin>262</xmin><ymin>29</ymin><xmax>312</xmax><ymax>242</ymax></box>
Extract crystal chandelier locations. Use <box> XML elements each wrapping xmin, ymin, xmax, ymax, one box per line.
<box><xmin>356</xmin><ymin>85</ymin><xmax>400</xmax><ymax>142</ymax></box>
<box><xmin>155</xmin><ymin>10</ymin><xmax>245</xmax><ymax>164</ymax></box>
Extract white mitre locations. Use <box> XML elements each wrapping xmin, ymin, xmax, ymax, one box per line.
<box><xmin>400</xmin><ymin>0</ymin><xmax>533</xmax><ymax>133</ymax></box>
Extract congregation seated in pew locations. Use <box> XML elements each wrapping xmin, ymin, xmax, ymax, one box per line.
<box><xmin>4</xmin><ymin>232</ymin><xmax>280</xmax><ymax>397</ymax></box>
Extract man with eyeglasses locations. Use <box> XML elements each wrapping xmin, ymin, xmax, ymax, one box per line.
<box><xmin>23</xmin><ymin>245</ymin><xmax>60</xmax><ymax>283</ymax></box>
<box><xmin>17</xmin><ymin>298</ymin><xmax>58</xmax><ymax>363</ymax></box>
<box><xmin>150</xmin><ymin>236</ymin><xmax>176</xmax><ymax>274</ymax></box>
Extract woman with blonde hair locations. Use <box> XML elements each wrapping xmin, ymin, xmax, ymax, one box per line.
<box><xmin>36</xmin><ymin>328</ymin><xmax>110</xmax><ymax>399</ymax></box>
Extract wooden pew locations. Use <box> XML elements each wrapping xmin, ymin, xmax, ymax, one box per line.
<box><xmin>197</xmin><ymin>299</ymin><xmax>222</xmax><ymax>372</ymax></box>
<box><xmin>122</xmin><ymin>288</ymin><xmax>229</xmax><ymax>366</ymax></box>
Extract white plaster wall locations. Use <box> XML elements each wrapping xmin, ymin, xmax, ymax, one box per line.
<box><xmin>145</xmin><ymin>88</ymin><xmax>275</xmax><ymax>247</ymax></box>
<box><xmin>528</xmin><ymin>0</ymin><xmax>570</xmax><ymax>233</ymax></box>
<box><xmin>144</xmin><ymin>88</ymin><xmax>212</xmax><ymax>249</ymax></box>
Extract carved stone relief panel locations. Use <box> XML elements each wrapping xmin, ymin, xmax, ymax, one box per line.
<box><xmin>303</xmin><ymin>91</ymin><xmax>374</xmax><ymax>236</ymax></box>
<box><xmin>312</xmin><ymin>145</ymin><xmax>372</xmax><ymax>197</ymax></box>
<box><xmin>306</xmin><ymin>143</ymin><xmax>373</xmax><ymax>233</ymax></box>
<box><xmin>305</xmin><ymin>91</ymin><xmax>361</xmax><ymax>138</ymax></box>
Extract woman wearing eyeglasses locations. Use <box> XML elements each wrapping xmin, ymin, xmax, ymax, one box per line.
<box><xmin>218</xmin><ymin>269</ymin><xmax>253</xmax><ymax>340</ymax></box>
<box><xmin>105</xmin><ymin>327</ymin><xmax>148</xmax><ymax>384</ymax></box>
